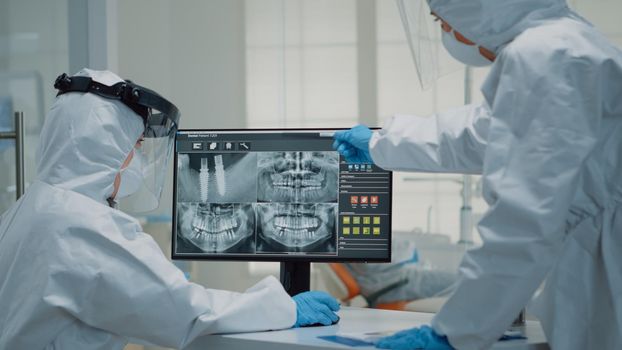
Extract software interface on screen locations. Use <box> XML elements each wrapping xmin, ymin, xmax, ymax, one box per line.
<box><xmin>173</xmin><ymin>130</ymin><xmax>392</xmax><ymax>261</ymax></box>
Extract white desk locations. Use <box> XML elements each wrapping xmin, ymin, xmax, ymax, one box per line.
<box><xmin>185</xmin><ymin>307</ymin><xmax>549</xmax><ymax>350</ymax></box>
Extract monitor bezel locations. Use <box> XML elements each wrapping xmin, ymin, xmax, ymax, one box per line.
<box><xmin>171</xmin><ymin>127</ymin><xmax>392</xmax><ymax>263</ymax></box>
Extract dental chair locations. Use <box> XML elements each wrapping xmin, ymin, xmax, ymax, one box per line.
<box><xmin>317</xmin><ymin>263</ymin><xmax>447</xmax><ymax>312</ymax></box>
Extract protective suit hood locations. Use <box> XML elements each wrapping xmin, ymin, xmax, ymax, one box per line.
<box><xmin>36</xmin><ymin>69</ymin><xmax>144</xmax><ymax>204</ymax></box>
<box><xmin>428</xmin><ymin>0</ymin><xmax>572</xmax><ymax>52</ymax></box>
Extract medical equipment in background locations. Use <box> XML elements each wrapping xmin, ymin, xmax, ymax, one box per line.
<box><xmin>402</xmin><ymin>175</ymin><xmax>475</xmax><ymax>244</ymax></box>
<box><xmin>0</xmin><ymin>111</ymin><xmax>25</xmax><ymax>200</ymax></box>
<box><xmin>317</xmin><ymin>263</ymin><xmax>412</xmax><ymax>310</ymax></box>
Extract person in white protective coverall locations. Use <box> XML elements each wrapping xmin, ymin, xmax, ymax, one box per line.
<box><xmin>334</xmin><ymin>0</ymin><xmax>622</xmax><ymax>349</ymax></box>
<box><xmin>0</xmin><ymin>69</ymin><xmax>340</xmax><ymax>350</ymax></box>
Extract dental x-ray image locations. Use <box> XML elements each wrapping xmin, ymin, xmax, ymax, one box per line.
<box><xmin>257</xmin><ymin>152</ymin><xmax>339</xmax><ymax>203</ymax></box>
<box><xmin>256</xmin><ymin>203</ymin><xmax>337</xmax><ymax>253</ymax></box>
<box><xmin>177</xmin><ymin>153</ymin><xmax>257</xmax><ymax>203</ymax></box>
<box><xmin>176</xmin><ymin>202</ymin><xmax>256</xmax><ymax>254</ymax></box>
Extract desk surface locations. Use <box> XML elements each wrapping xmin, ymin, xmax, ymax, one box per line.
<box><xmin>186</xmin><ymin>307</ymin><xmax>548</xmax><ymax>350</ymax></box>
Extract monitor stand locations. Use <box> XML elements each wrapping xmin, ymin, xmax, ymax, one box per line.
<box><xmin>280</xmin><ymin>262</ymin><xmax>310</xmax><ymax>296</ymax></box>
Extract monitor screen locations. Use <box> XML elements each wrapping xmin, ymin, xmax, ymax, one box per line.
<box><xmin>172</xmin><ymin>129</ymin><xmax>392</xmax><ymax>262</ymax></box>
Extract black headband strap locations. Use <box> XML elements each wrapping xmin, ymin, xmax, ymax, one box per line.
<box><xmin>54</xmin><ymin>73</ymin><xmax>149</xmax><ymax>119</ymax></box>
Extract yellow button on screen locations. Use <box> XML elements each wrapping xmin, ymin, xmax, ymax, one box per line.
<box><xmin>343</xmin><ymin>227</ymin><xmax>350</xmax><ymax>235</ymax></box>
<box><xmin>352</xmin><ymin>217</ymin><xmax>361</xmax><ymax>225</ymax></box>
<box><xmin>373</xmin><ymin>216</ymin><xmax>381</xmax><ymax>225</ymax></box>
<box><xmin>363</xmin><ymin>227</ymin><xmax>371</xmax><ymax>235</ymax></box>
<box><xmin>353</xmin><ymin>227</ymin><xmax>360</xmax><ymax>235</ymax></box>
<box><xmin>373</xmin><ymin>227</ymin><xmax>381</xmax><ymax>235</ymax></box>
<box><xmin>363</xmin><ymin>217</ymin><xmax>371</xmax><ymax>225</ymax></box>
<box><xmin>342</xmin><ymin>216</ymin><xmax>351</xmax><ymax>225</ymax></box>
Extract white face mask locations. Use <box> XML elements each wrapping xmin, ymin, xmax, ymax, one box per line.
<box><xmin>117</xmin><ymin>150</ymin><xmax>144</xmax><ymax>199</ymax></box>
<box><xmin>441</xmin><ymin>31</ymin><xmax>492</xmax><ymax>67</ymax></box>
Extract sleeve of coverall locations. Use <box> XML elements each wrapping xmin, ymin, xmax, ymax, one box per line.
<box><xmin>430</xmin><ymin>40</ymin><xmax>601</xmax><ymax>350</ymax></box>
<box><xmin>54</xmin><ymin>224</ymin><xmax>296</xmax><ymax>349</ymax></box>
<box><xmin>369</xmin><ymin>102</ymin><xmax>491</xmax><ymax>174</ymax></box>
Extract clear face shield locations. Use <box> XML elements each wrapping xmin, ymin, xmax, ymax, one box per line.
<box><xmin>54</xmin><ymin>73</ymin><xmax>180</xmax><ymax>212</ymax></box>
<box><xmin>395</xmin><ymin>0</ymin><xmax>462</xmax><ymax>89</ymax></box>
<box><xmin>123</xmin><ymin>110</ymin><xmax>179</xmax><ymax>212</ymax></box>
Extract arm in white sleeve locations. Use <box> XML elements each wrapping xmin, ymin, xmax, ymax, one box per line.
<box><xmin>369</xmin><ymin>102</ymin><xmax>491</xmax><ymax>174</ymax></box>
<box><xmin>52</xmin><ymin>226</ymin><xmax>296</xmax><ymax>349</ymax></box>
<box><xmin>431</xmin><ymin>41</ymin><xmax>600</xmax><ymax>350</ymax></box>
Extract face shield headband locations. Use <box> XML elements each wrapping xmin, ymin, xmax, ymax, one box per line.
<box><xmin>54</xmin><ymin>73</ymin><xmax>181</xmax><ymax>212</ymax></box>
<box><xmin>54</xmin><ymin>73</ymin><xmax>180</xmax><ymax>135</ymax></box>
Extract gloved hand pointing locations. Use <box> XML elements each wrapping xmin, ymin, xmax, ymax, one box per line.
<box><xmin>292</xmin><ymin>291</ymin><xmax>341</xmax><ymax>327</ymax></box>
<box><xmin>375</xmin><ymin>325</ymin><xmax>454</xmax><ymax>350</ymax></box>
<box><xmin>333</xmin><ymin>124</ymin><xmax>373</xmax><ymax>164</ymax></box>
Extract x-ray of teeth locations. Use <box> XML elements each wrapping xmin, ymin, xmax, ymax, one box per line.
<box><xmin>177</xmin><ymin>203</ymin><xmax>255</xmax><ymax>253</ymax></box>
<box><xmin>177</xmin><ymin>153</ymin><xmax>257</xmax><ymax>203</ymax></box>
<box><xmin>256</xmin><ymin>203</ymin><xmax>337</xmax><ymax>253</ymax></box>
<box><xmin>257</xmin><ymin>152</ymin><xmax>338</xmax><ymax>203</ymax></box>
<box><xmin>214</xmin><ymin>155</ymin><xmax>226</xmax><ymax>196</ymax></box>
<box><xmin>200</xmin><ymin>158</ymin><xmax>209</xmax><ymax>202</ymax></box>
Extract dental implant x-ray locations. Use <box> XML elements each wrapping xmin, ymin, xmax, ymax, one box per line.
<box><xmin>176</xmin><ymin>202</ymin><xmax>256</xmax><ymax>254</ymax></box>
<box><xmin>257</xmin><ymin>152</ymin><xmax>338</xmax><ymax>203</ymax></box>
<box><xmin>177</xmin><ymin>153</ymin><xmax>258</xmax><ymax>203</ymax></box>
<box><xmin>176</xmin><ymin>149</ymin><xmax>340</xmax><ymax>255</ymax></box>
<box><xmin>256</xmin><ymin>203</ymin><xmax>337</xmax><ymax>253</ymax></box>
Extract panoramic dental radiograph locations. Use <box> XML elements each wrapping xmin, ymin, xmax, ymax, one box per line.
<box><xmin>177</xmin><ymin>202</ymin><xmax>256</xmax><ymax>253</ymax></box>
<box><xmin>176</xmin><ymin>150</ymin><xmax>340</xmax><ymax>255</ymax></box>
<box><xmin>257</xmin><ymin>152</ymin><xmax>338</xmax><ymax>203</ymax></box>
<box><xmin>256</xmin><ymin>203</ymin><xmax>337</xmax><ymax>253</ymax></box>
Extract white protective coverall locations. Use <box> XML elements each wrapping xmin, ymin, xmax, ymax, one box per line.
<box><xmin>0</xmin><ymin>69</ymin><xmax>296</xmax><ymax>350</ymax></box>
<box><xmin>370</xmin><ymin>1</ymin><xmax>622</xmax><ymax>349</ymax></box>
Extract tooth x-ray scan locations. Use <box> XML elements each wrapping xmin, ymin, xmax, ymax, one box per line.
<box><xmin>256</xmin><ymin>203</ymin><xmax>337</xmax><ymax>253</ymax></box>
<box><xmin>257</xmin><ymin>152</ymin><xmax>338</xmax><ymax>203</ymax></box>
<box><xmin>174</xmin><ymin>129</ymin><xmax>393</xmax><ymax>261</ymax></box>
<box><xmin>177</xmin><ymin>153</ymin><xmax>257</xmax><ymax>203</ymax></box>
<box><xmin>176</xmin><ymin>203</ymin><xmax>256</xmax><ymax>253</ymax></box>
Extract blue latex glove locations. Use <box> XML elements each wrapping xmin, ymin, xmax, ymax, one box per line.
<box><xmin>332</xmin><ymin>124</ymin><xmax>373</xmax><ymax>164</ymax></box>
<box><xmin>376</xmin><ymin>325</ymin><xmax>454</xmax><ymax>350</ymax></box>
<box><xmin>292</xmin><ymin>291</ymin><xmax>341</xmax><ymax>327</ymax></box>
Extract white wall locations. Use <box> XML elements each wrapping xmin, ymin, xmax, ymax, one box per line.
<box><xmin>572</xmin><ymin>0</ymin><xmax>622</xmax><ymax>46</ymax></box>
<box><xmin>245</xmin><ymin>0</ymin><xmax>359</xmax><ymax>128</ymax></box>
<box><xmin>116</xmin><ymin>0</ymin><xmax>247</xmax><ymax>130</ymax></box>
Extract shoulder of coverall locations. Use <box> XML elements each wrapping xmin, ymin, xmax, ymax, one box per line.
<box><xmin>507</xmin><ymin>16</ymin><xmax>610</xmax><ymax>61</ymax></box>
<box><xmin>488</xmin><ymin>15</ymin><xmax>617</xmax><ymax>97</ymax></box>
<box><xmin>480</xmin><ymin>16</ymin><xmax>608</xmax><ymax>134</ymax></box>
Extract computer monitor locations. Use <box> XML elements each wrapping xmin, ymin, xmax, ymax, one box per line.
<box><xmin>172</xmin><ymin>129</ymin><xmax>392</xmax><ymax>294</ymax></box>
